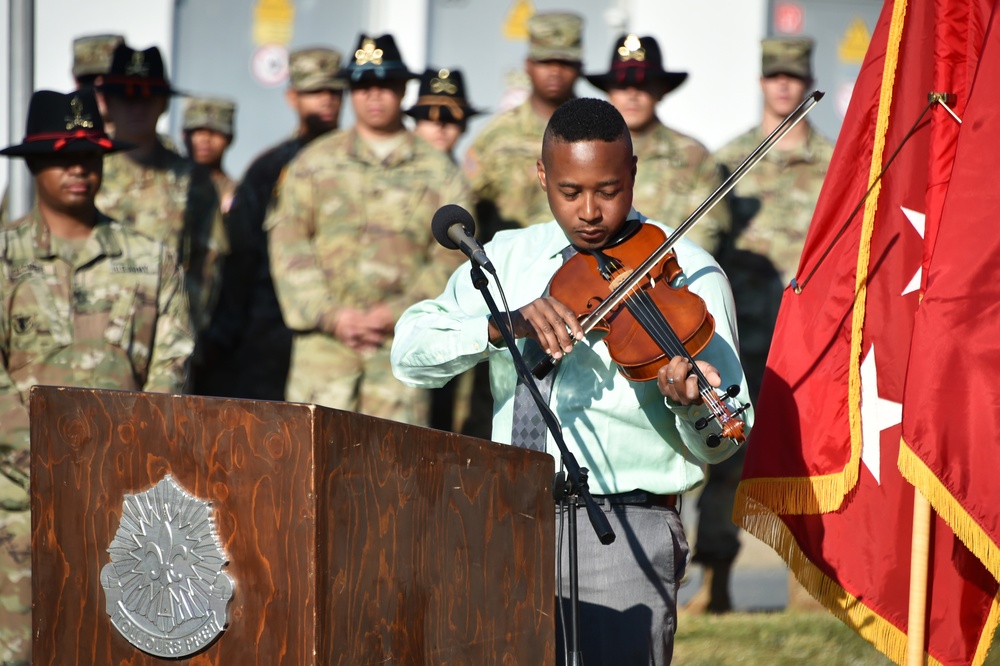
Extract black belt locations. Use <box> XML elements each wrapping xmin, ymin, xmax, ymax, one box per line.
<box><xmin>590</xmin><ymin>490</ymin><xmax>678</xmax><ymax>509</ymax></box>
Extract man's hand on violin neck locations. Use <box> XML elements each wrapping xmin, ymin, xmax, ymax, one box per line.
<box><xmin>488</xmin><ymin>296</ymin><xmax>584</xmax><ymax>354</ymax></box>
<box><xmin>658</xmin><ymin>357</ymin><xmax>721</xmax><ymax>406</ymax></box>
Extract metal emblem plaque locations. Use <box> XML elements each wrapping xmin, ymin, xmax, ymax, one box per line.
<box><xmin>101</xmin><ymin>475</ymin><xmax>234</xmax><ymax>657</ymax></box>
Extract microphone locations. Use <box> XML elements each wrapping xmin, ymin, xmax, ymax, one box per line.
<box><xmin>431</xmin><ymin>204</ymin><xmax>496</xmax><ymax>275</ymax></box>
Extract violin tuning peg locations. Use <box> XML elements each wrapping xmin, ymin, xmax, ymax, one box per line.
<box><xmin>694</xmin><ymin>417</ymin><xmax>709</xmax><ymax>431</ymax></box>
<box><xmin>732</xmin><ymin>402</ymin><xmax>751</xmax><ymax>418</ymax></box>
<box><xmin>726</xmin><ymin>384</ymin><xmax>741</xmax><ymax>398</ymax></box>
<box><xmin>706</xmin><ymin>434</ymin><xmax>721</xmax><ymax>448</ymax></box>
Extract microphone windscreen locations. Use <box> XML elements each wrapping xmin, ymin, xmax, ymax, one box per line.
<box><xmin>431</xmin><ymin>204</ymin><xmax>476</xmax><ymax>250</ymax></box>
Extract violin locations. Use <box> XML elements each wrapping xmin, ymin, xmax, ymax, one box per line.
<box><xmin>542</xmin><ymin>220</ymin><xmax>748</xmax><ymax>448</ymax></box>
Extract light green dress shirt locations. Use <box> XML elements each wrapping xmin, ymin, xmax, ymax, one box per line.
<box><xmin>391</xmin><ymin>212</ymin><xmax>752</xmax><ymax>495</ymax></box>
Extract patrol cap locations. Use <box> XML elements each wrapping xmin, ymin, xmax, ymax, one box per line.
<box><xmin>72</xmin><ymin>33</ymin><xmax>124</xmax><ymax>79</ymax></box>
<box><xmin>1</xmin><ymin>89</ymin><xmax>133</xmax><ymax>157</ymax></box>
<box><xmin>99</xmin><ymin>44</ymin><xmax>183</xmax><ymax>97</ymax></box>
<box><xmin>761</xmin><ymin>37</ymin><xmax>815</xmax><ymax>80</ymax></box>
<box><xmin>289</xmin><ymin>47</ymin><xmax>346</xmax><ymax>92</ymax></box>
<box><xmin>340</xmin><ymin>34</ymin><xmax>418</xmax><ymax>84</ymax></box>
<box><xmin>528</xmin><ymin>12</ymin><xmax>584</xmax><ymax>63</ymax></box>
<box><xmin>406</xmin><ymin>68</ymin><xmax>482</xmax><ymax>125</ymax></box>
<box><xmin>183</xmin><ymin>97</ymin><xmax>237</xmax><ymax>136</ymax></box>
<box><xmin>586</xmin><ymin>34</ymin><xmax>687</xmax><ymax>94</ymax></box>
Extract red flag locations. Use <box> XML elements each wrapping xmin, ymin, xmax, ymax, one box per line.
<box><xmin>900</xmin><ymin>0</ymin><xmax>1000</xmax><ymax>600</ymax></box>
<box><xmin>735</xmin><ymin>0</ymin><xmax>1000</xmax><ymax>663</ymax></box>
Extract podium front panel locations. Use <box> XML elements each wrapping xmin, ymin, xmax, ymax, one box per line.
<box><xmin>30</xmin><ymin>387</ymin><xmax>555</xmax><ymax>665</ymax></box>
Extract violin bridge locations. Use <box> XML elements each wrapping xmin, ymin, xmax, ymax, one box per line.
<box><xmin>608</xmin><ymin>269</ymin><xmax>633</xmax><ymax>292</ymax></box>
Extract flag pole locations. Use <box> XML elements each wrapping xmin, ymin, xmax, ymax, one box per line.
<box><xmin>906</xmin><ymin>491</ymin><xmax>931</xmax><ymax>665</ymax></box>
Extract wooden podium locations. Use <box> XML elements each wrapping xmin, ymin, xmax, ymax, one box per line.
<box><xmin>29</xmin><ymin>386</ymin><xmax>555</xmax><ymax>665</ymax></box>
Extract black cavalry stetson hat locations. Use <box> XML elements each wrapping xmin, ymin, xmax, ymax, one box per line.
<box><xmin>340</xmin><ymin>34</ymin><xmax>419</xmax><ymax>84</ymax></box>
<box><xmin>97</xmin><ymin>43</ymin><xmax>183</xmax><ymax>97</ymax></box>
<box><xmin>0</xmin><ymin>89</ymin><xmax>133</xmax><ymax>157</ymax></box>
<box><xmin>405</xmin><ymin>68</ymin><xmax>482</xmax><ymax>125</ymax></box>
<box><xmin>586</xmin><ymin>34</ymin><xmax>688</xmax><ymax>94</ymax></box>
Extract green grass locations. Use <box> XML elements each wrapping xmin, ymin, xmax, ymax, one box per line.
<box><xmin>672</xmin><ymin>610</ymin><xmax>1000</xmax><ymax>665</ymax></box>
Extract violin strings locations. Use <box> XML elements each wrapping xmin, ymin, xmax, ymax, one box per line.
<box><xmin>613</xmin><ymin>267</ymin><xmax>732</xmax><ymax>425</ymax></box>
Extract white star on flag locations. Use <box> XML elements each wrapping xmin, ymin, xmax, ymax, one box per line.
<box><xmin>860</xmin><ymin>344</ymin><xmax>902</xmax><ymax>484</ymax></box>
<box><xmin>901</xmin><ymin>206</ymin><xmax>925</xmax><ymax>295</ymax></box>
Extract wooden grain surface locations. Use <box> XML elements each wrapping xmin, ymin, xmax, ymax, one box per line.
<box><xmin>29</xmin><ymin>387</ymin><xmax>555</xmax><ymax>665</ymax></box>
<box><xmin>317</xmin><ymin>410</ymin><xmax>556</xmax><ymax>665</ymax></box>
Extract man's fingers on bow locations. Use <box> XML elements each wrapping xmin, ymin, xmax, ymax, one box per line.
<box><xmin>519</xmin><ymin>297</ymin><xmax>583</xmax><ymax>358</ymax></box>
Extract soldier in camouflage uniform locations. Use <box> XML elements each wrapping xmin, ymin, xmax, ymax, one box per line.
<box><xmin>464</xmin><ymin>12</ymin><xmax>583</xmax><ymax>237</ymax></box>
<box><xmin>586</xmin><ymin>34</ymin><xmax>729</xmax><ymax>254</ymax></box>
<box><xmin>0</xmin><ymin>89</ymin><xmax>194</xmax><ymax>664</ymax></box>
<box><xmin>266</xmin><ymin>34</ymin><xmax>472</xmax><ymax>425</ymax></box>
<box><xmin>96</xmin><ymin>44</ymin><xmax>225</xmax><ymax>337</ymax></box>
<box><xmin>685</xmin><ymin>37</ymin><xmax>834</xmax><ymax>614</ymax></box>
<box><xmin>198</xmin><ymin>47</ymin><xmax>346</xmax><ymax>400</ymax></box>
<box><xmin>182</xmin><ymin>97</ymin><xmax>238</xmax><ymax>214</ymax></box>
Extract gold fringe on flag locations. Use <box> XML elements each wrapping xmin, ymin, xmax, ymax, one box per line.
<box><xmin>738</xmin><ymin>495</ymin><xmax>922</xmax><ymax>664</ymax></box>
<box><xmin>739</xmin><ymin>493</ymin><xmax>1000</xmax><ymax>665</ymax></box>
<box><xmin>899</xmin><ymin>439</ymin><xmax>1000</xmax><ymax>598</ymax></box>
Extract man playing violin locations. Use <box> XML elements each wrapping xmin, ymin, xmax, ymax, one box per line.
<box><xmin>392</xmin><ymin>98</ymin><xmax>752</xmax><ymax>666</ymax></box>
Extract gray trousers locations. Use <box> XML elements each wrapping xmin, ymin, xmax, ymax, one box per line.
<box><xmin>555</xmin><ymin>503</ymin><xmax>689</xmax><ymax>666</ymax></box>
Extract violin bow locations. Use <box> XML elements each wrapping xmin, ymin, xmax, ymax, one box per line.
<box><xmin>532</xmin><ymin>90</ymin><xmax>824</xmax><ymax>380</ymax></box>
<box><xmin>578</xmin><ymin>90</ymin><xmax>825</xmax><ymax>333</ymax></box>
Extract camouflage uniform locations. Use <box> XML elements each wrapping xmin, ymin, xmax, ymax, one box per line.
<box><xmin>266</xmin><ymin>128</ymin><xmax>472</xmax><ymax>425</ymax></box>
<box><xmin>0</xmin><ymin>210</ymin><xmax>193</xmax><ymax>662</ymax></box>
<box><xmin>464</xmin><ymin>102</ymin><xmax>552</xmax><ymax>235</ymax></box>
<box><xmin>632</xmin><ymin>121</ymin><xmax>730</xmax><ymax>254</ymax></box>
<box><xmin>96</xmin><ymin>143</ymin><xmax>226</xmax><ymax>333</ymax></box>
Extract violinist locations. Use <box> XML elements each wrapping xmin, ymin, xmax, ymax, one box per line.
<box><xmin>391</xmin><ymin>98</ymin><xmax>753</xmax><ymax>666</ymax></box>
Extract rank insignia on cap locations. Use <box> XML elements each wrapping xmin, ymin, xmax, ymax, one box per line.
<box><xmin>355</xmin><ymin>38</ymin><xmax>384</xmax><ymax>66</ymax></box>
<box><xmin>65</xmin><ymin>96</ymin><xmax>95</xmax><ymax>130</ymax></box>
<box><xmin>125</xmin><ymin>51</ymin><xmax>148</xmax><ymax>76</ymax></box>
<box><xmin>430</xmin><ymin>69</ymin><xmax>457</xmax><ymax>95</ymax></box>
<box><xmin>617</xmin><ymin>34</ymin><xmax>646</xmax><ymax>62</ymax></box>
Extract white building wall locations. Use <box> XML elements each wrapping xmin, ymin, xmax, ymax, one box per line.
<box><xmin>630</xmin><ymin>0</ymin><xmax>768</xmax><ymax>151</ymax></box>
<box><xmin>368</xmin><ymin>0</ymin><xmax>429</xmax><ymax>108</ymax></box>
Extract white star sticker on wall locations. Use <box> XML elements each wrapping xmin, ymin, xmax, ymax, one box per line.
<box><xmin>901</xmin><ymin>207</ymin><xmax>925</xmax><ymax>295</ymax></box>
<box><xmin>860</xmin><ymin>344</ymin><xmax>902</xmax><ymax>485</ymax></box>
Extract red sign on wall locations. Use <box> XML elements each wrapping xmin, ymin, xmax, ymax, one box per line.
<box><xmin>774</xmin><ymin>2</ymin><xmax>805</xmax><ymax>34</ymax></box>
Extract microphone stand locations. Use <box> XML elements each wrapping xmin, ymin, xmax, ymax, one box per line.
<box><xmin>468</xmin><ymin>263</ymin><xmax>615</xmax><ymax>666</ymax></box>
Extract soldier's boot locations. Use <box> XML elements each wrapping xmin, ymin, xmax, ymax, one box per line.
<box><xmin>682</xmin><ymin>560</ymin><xmax>733</xmax><ymax>614</ymax></box>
